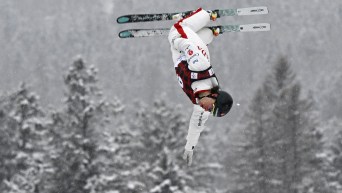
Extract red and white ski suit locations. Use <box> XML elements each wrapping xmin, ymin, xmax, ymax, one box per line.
<box><xmin>168</xmin><ymin>8</ymin><xmax>219</xmax><ymax>150</ymax></box>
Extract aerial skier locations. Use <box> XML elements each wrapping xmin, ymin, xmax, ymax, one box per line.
<box><xmin>168</xmin><ymin>8</ymin><xmax>233</xmax><ymax>166</ymax></box>
<box><xmin>118</xmin><ymin>6</ymin><xmax>269</xmax><ymax>166</ymax></box>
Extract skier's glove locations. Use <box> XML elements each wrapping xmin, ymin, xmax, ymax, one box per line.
<box><xmin>183</xmin><ymin>147</ymin><xmax>194</xmax><ymax>166</ymax></box>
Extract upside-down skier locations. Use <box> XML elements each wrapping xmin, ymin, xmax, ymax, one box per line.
<box><xmin>168</xmin><ymin>8</ymin><xmax>233</xmax><ymax>166</ymax></box>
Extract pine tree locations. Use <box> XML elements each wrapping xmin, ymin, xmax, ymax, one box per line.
<box><xmin>300</xmin><ymin>114</ymin><xmax>342</xmax><ymax>193</ymax></box>
<box><xmin>232</xmin><ymin>57</ymin><xmax>327</xmax><ymax>193</ymax></box>
<box><xmin>47</xmin><ymin>57</ymin><xmax>125</xmax><ymax>193</ymax></box>
<box><xmin>0</xmin><ymin>84</ymin><xmax>48</xmax><ymax>193</ymax></box>
<box><xmin>231</xmin><ymin>84</ymin><xmax>276</xmax><ymax>193</ymax></box>
<box><xmin>269</xmin><ymin>58</ymin><xmax>324</xmax><ymax>193</ymax></box>
<box><xmin>127</xmin><ymin>100</ymin><xmax>201</xmax><ymax>193</ymax></box>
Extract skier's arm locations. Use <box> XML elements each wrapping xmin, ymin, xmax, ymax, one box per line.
<box><xmin>183</xmin><ymin>105</ymin><xmax>210</xmax><ymax>166</ymax></box>
<box><xmin>185</xmin><ymin>105</ymin><xmax>210</xmax><ymax>150</ymax></box>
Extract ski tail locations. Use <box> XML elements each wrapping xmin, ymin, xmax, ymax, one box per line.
<box><xmin>118</xmin><ymin>23</ymin><xmax>271</xmax><ymax>38</ymax></box>
<box><xmin>236</xmin><ymin>6</ymin><xmax>268</xmax><ymax>16</ymax></box>
<box><xmin>209</xmin><ymin>23</ymin><xmax>271</xmax><ymax>33</ymax></box>
<box><xmin>215</xmin><ymin>6</ymin><xmax>268</xmax><ymax>17</ymax></box>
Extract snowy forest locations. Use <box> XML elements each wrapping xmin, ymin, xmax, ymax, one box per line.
<box><xmin>1</xmin><ymin>0</ymin><xmax>342</xmax><ymax>193</ymax></box>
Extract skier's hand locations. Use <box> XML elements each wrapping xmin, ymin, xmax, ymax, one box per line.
<box><xmin>183</xmin><ymin>149</ymin><xmax>194</xmax><ymax>166</ymax></box>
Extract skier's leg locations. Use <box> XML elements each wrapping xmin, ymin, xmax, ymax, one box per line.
<box><xmin>168</xmin><ymin>8</ymin><xmax>207</xmax><ymax>44</ymax></box>
<box><xmin>168</xmin><ymin>8</ymin><xmax>212</xmax><ymax>49</ymax></box>
<box><xmin>196</xmin><ymin>28</ymin><xmax>214</xmax><ymax>45</ymax></box>
<box><xmin>168</xmin><ymin>25</ymin><xmax>211</xmax><ymax>67</ymax></box>
<box><xmin>180</xmin><ymin>8</ymin><xmax>211</xmax><ymax>33</ymax></box>
<box><xmin>168</xmin><ymin>27</ymin><xmax>212</xmax><ymax>71</ymax></box>
<box><xmin>168</xmin><ymin>9</ymin><xmax>214</xmax><ymax>68</ymax></box>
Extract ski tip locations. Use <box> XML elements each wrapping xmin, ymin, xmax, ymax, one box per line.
<box><xmin>118</xmin><ymin>31</ymin><xmax>133</xmax><ymax>38</ymax></box>
<box><xmin>117</xmin><ymin>16</ymin><xmax>130</xmax><ymax>24</ymax></box>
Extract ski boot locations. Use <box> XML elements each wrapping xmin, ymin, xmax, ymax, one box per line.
<box><xmin>212</xmin><ymin>27</ymin><xmax>220</xmax><ymax>37</ymax></box>
<box><xmin>208</xmin><ymin>10</ymin><xmax>218</xmax><ymax>21</ymax></box>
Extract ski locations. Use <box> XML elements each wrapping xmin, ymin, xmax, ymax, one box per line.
<box><xmin>117</xmin><ymin>6</ymin><xmax>268</xmax><ymax>24</ymax></box>
<box><xmin>118</xmin><ymin>23</ymin><xmax>271</xmax><ymax>38</ymax></box>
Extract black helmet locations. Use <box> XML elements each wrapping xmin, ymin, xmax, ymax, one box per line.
<box><xmin>212</xmin><ymin>90</ymin><xmax>233</xmax><ymax>117</ymax></box>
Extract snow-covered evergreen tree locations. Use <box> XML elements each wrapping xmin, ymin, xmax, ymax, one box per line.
<box><xmin>127</xmin><ymin>100</ymin><xmax>202</xmax><ymax>193</ymax></box>
<box><xmin>269</xmin><ymin>58</ymin><xmax>324</xmax><ymax>193</ymax></box>
<box><xmin>231</xmin><ymin>57</ymin><xmax>327</xmax><ymax>193</ymax></box>
<box><xmin>46</xmin><ymin>57</ymin><xmax>125</xmax><ymax>193</ymax></box>
<box><xmin>232</xmin><ymin>87</ymin><xmax>275</xmax><ymax>193</ymax></box>
<box><xmin>0</xmin><ymin>84</ymin><xmax>48</xmax><ymax>193</ymax></box>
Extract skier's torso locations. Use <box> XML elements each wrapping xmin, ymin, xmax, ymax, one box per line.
<box><xmin>174</xmin><ymin>54</ymin><xmax>218</xmax><ymax>104</ymax></box>
<box><xmin>169</xmin><ymin>8</ymin><xmax>219</xmax><ymax>104</ymax></box>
